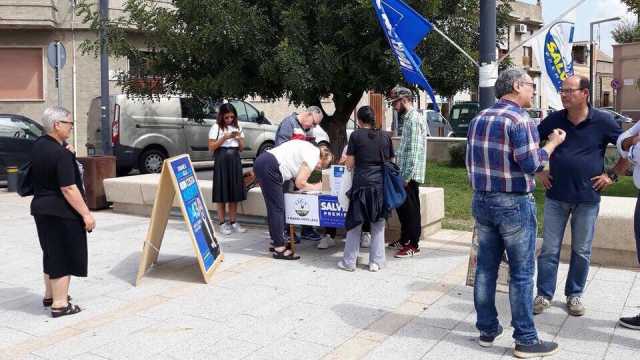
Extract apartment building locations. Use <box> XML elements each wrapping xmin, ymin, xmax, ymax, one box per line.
<box><xmin>0</xmin><ymin>0</ymin><xmax>130</xmax><ymax>154</ymax></box>
<box><xmin>613</xmin><ymin>42</ymin><xmax>640</xmax><ymax>120</ymax></box>
<box><xmin>572</xmin><ymin>41</ymin><xmax>614</xmax><ymax>108</ymax></box>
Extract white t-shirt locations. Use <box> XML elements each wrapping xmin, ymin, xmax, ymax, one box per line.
<box><xmin>268</xmin><ymin>140</ymin><xmax>320</xmax><ymax>181</ymax></box>
<box><xmin>208</xmin><ymin>124</ymin><xmax>244</xmax><ymax>148</ymax></box>
<box><xmin>617</xmin><ymin>121</ymin><xmax>640</xmax><ymax>189</ymax></box>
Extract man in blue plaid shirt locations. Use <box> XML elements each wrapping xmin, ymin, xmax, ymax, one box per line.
<box><xmin>466</xmin><ymin>68</ymin><xmax>566</xmax><ymax>358</ymax></box>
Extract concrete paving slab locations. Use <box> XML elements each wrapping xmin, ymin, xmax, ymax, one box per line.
<box><xmin>555</xmin><ymin>310</ymin><xmax>619</xmax><ymax>358</ymax></box>
<box><xmin>1</xmin><ymin>192</ymin><xmax>639</xmax><ymax>360</ymax></box>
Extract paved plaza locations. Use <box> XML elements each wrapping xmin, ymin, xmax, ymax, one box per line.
<box><xmin>0</xmin><ymin>191</ymin><xmax>639</xmax><ymax>359</ymax></box>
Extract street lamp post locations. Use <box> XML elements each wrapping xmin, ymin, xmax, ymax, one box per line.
<box><xmin>590</xmin><ymin>17</ymin><xmax>620</xmax><ymax>106</ymax></box>
<box><xmin>100</xmin><ymin>0</ymin><xmax>111</xmax><ymax>155</ymax></box>
<box><xmin>479</xmin><ymin>0</ymin><xmax>497</xmax><ymax>110</ymax></box>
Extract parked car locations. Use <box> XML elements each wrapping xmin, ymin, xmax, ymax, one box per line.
<box><xmin>526</xmin><ymin>108</ymin><xmax>546</xmax><ymax>126</ymax></box>
<box><xmin>0</xmin><ymin>114</ymin><xmax>44</xmax><ymax>181</ymax></box>
<box><xmin>394</xmin><ymin>109</ymin><xmax>454</xmax><ymax>137</ymax></box>
<box><xmin>87</xmin><ymin>96</ymin><xmax>333</xmax><ymax>174</ymax></box>
<box><xmin>449</xmin><ymin>102</ymin><xmax>480</xmax><ymax>137</ymax></box>
<box><xmin>87</xmin><ymin>95</ymin><xmax>281</xmax><ymax>174</ymax></box>
<box><xmin>600</xmin><ymin>107</ymin><xmax>633</xmax><ymax>128</ymax></box>
<box><xmin>424</xmin><ymin>109</ymin><xmax>454</xmax><ymax>137</ymax></box>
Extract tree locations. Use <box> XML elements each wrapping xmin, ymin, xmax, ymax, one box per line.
<box><xmin>77</xmin><ymin>0</ymin><xmax>512</xmax><ymax>153</ymax></box>
<box><xmin>612</xmin><ymin>20</ymin><xmax>640</xmax><ymax>44</ymax></box>
<box><xmin>622</xmin><ymin>0</ymin><xmax>640</xmax><ymax>15</ymax></box>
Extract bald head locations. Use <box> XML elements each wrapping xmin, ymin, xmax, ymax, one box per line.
<box><xmin>560</xmin><ymin>75</ymin><xmax>590</xmax><ymax>110</ymax></box>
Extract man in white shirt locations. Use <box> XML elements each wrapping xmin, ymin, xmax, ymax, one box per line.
<box><xmin>617</xmin><ymin>122</ymin><xmax>640</xmax><ymax>330</ymax></box>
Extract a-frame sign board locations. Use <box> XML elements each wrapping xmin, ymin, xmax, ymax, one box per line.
<box><xmin>136</xmin><ymin>154</ymin><xmax>223</xmax><ymax>286</ymax></box>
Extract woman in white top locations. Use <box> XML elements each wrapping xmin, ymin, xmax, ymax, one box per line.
<box><xmin>254</xmin><ymin>140</ymin><xmax>333</xmax><ymax>260</ymax></box>
<box><xmin>208</xmin><ymin>103</ymin><xmax>247</xmax><ymax>235</ymax></box>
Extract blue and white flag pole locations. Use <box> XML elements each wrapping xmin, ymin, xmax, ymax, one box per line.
<box><xmin>372</xmin><ymin>0</ymin><xmax>440</xmax><ymax>111</ymax></box>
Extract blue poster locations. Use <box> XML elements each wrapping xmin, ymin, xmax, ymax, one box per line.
<box><xmin>318</xmin><ymin>194</ymin><xmax>346</xmax><ymax>228</ymax></box>
<box><xmin>169</xmin><ymin>157</ymin><xmax>219</xmax><ymax>271</ymax></box>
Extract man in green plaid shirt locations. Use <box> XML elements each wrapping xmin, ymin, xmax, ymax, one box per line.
<box><xmin>387</xmin><ymin>86</ymin><xmax>426</xmax><ymax>258</ymax></box>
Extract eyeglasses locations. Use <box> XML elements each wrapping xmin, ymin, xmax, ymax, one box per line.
<box><xmin>519</xmin><ymin>81</ymin><xmax>536</xmax><ymax>88</ymax></box>
<box><xmin>559</xmin><ymin>88</ymin><xmax>586</xmax><ymax>95</ymax></box>
<box><xmin>58</xmin><ymin>120</ymin><xmax>74</xmax><ymax>127</ymax></box>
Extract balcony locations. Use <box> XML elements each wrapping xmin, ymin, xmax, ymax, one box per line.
<box><xmin>0</xmin><ymin>1</ymin><xmax>57</xmax><ymax>28</ymax></box>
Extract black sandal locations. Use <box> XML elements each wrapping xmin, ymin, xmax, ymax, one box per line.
<box><xmin>43</xmin><ymin>295</ymin><xmax>71</xmax><ymax>307</ymax></box>
<box><xmin>269</xmin><ymin>243</ymin><xmax>292</xmax><ymax>252</ymax></box>
<box><xmin>51</xmin><ymin>302</ymin><xmax>82</xmax><ymax>318</ymax></box>
<box><xmin>272</xmin><ymin>248</ymin><xmax>300</xmax><ymax>260</ymax></box>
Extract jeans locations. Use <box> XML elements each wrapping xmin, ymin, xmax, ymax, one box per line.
<box><xmin>472</xmin><ymin>191</ymin><xmax>539</xmax><ymax>346</ymax></box>
<box><xmin>536</xmin><ymin>197</ymin><xmax>600</xmax><ymax>299</ymax></box>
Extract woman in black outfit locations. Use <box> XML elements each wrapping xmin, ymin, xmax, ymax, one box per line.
<box><xmin>338</xmin><ymin>106</ymin><xmax>394</xmax><ymax>272</ymax></box>
<box><xmin>31</xmin><ymin>106</ymin><xmax>96</xmax><ymax>318</ymax></box>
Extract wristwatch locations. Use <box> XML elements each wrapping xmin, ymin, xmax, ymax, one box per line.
<box><xmin>605</xmin><ymin>169</ymin><xmax>619</xmax><ymax>183</ymax></box>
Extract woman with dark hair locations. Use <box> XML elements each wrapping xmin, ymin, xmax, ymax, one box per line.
<box><xmin>208</xmin><ymin>103</ymin><xmax>247</xmax><ymax>235</ymax></box>
<box><xmin>338</xmin><ymin>106</ymin><xmax>394</xmax><ymax>272</ymax></box>
<box><xmin>254</xmin><ymin>140</ymin><xmax>333</xmax><ymax>260</ymax></box>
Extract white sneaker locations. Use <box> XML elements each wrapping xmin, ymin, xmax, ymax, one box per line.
<box><xmin>337</xmin><ymin>260</ymin><xmax>355</xmax><ymax>272</ymax></box>
<box><xmin>220</xmin><ymin>223</ymin><xmax>232</xmax><ymax>235</ymax></box>
<box><xmin>360</xmin><ymin>232</ymin><xmax>371</xmax><ymax>248</ymax></box>
<box><xmin>317</xmin><ymin>235</ymin><xmax>336</xmax><ymax>249</ymax></box>
<box><xmin>369</xmin><ymin>263</ymin><xmax>380</xmax><ymax>272</ymax></box>
<box><xmin>230</xmin><ymin>222</ymin><xmax>247</xmax><ymax>233</ymax></box>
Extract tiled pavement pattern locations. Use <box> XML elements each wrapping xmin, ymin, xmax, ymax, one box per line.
<box><xmin>0</xmin><ymin>192</ymin><xmax>639</xmax><ymax>359</ymax></box>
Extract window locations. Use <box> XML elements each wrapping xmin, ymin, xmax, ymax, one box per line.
<box><xmin>572</xmin><ymin>46</ymin><xmax>586</xmax><ymax>64</ymax></box>
<box><xmin>522</xmin><ymin>46</ymin><xmax>532</xmax><ymax>67</ymax></box>
<box><xmin>181</xmin><ymin>98</ymin><xmax>214</xmax><ymax>120</ymax></box>
<box><xmin>229</xmin><ymin>100</ymin><xmax>248</xmax><ymax>122</ymax></box>
<box><xmin>0</xmin><ymin>48</ymin><xmax>44</xmax><ymax>101</ymax></box>
<box><xmin>129</xmin><ymin>51</ymin><xmax>159</xmax><ymax>79</ymax></box>
<box><xmin>243</xmin><ymin>102</ymin><xmax>260</xmax><ymax>123</ymax></box>
<box><xmin>0</xmin><ymin>116</ymin><xmax>42</xmax><ymax>140</ymax></box>
<box><xmin>427</xmin><ymin>112</ymin><xmax>443</xmax><ymax>123</ymax></box>
<box><xmin>128</xmin><ymin>51</ymin><xmax>163</xmax><ymax>91</ymax></box>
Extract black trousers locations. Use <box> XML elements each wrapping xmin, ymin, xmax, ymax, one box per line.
<box><xmin>396</xmin><ymin>180</ymin><xmax>421</xmax><ymax>247</ymax></box>
<box><xmin>254</xmin><ymin>152</ymin><xmax>286</xmax><ymax>247</ymax></box>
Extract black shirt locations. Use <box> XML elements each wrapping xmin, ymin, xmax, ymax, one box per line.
<box><xmin>346</xmin><ymin>129</ymin><xmax>394</xmax><ymax>169</ymax></box>
<box><xmin>347</xmin><ymin>129</ymin><xmax>395</xmax><ymax>190</ymax></box>
<box><xmin>537</xmin><ymin>107</ymin><xmax>622</xmax><ymax>203</ymax></box>
<box><xmin>30</xmin><ymin>135</ymin><xmax>84</xmax><ymax>220</ymax></box>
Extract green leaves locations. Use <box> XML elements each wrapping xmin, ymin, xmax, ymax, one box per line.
<box><xmin>78</xmin><ymin>0</ymin><xmax>511</xmax><ymax>148</ymax></box>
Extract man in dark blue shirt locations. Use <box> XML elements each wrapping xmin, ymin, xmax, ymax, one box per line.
<box><xmin>534</xmin><ymin>75</ymin><xmax>628</xmax><ymax>317</ymax></box>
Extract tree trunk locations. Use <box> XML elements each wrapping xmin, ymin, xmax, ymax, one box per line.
<box><xmin>318</xmin><ymin>91</ymin><xmax>363</xmax><ymax>158</ymax></box>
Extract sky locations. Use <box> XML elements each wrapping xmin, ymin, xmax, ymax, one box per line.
<box><xmin>520</xmin><ymin>0</ymin><xmax>636</xmax><ymax>56</ymax></box>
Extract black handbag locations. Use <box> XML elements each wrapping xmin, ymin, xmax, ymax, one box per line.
<box><xmin>17</xmin><ymin>161</ymin><xmax>33</xmax><ymax>197</ymax></box>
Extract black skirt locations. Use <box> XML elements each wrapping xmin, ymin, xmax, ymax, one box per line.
<box><xmin>34</xmin><ymin>215</ymin><xmax>88</xmax><ymax>279</ymax></box>
<box><xmin>213</xmin><ymin>147</ymin><xmax>246</xmax><ymax>203</ymax></box>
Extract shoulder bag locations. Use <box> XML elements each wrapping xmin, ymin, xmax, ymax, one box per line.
<box><xmin>378</xmin><ymin>133</ymin><xmax>406</xmax><ymax>209</ymax></box>
<box><xmin>17</xmin><ymin>161</ymin><xmax>33</xmax><ymax>197</ymax></box>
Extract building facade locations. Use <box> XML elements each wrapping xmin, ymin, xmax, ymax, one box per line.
<box><xmin>572</xmin><ymin>41</ymin><xmax>614</xmax><ymax>108</ymax></box>
<box><xmin>501</xmin><ymin>0</ymin><xmax>545</xmax><ymax>108</ymax></box>
<box><xmin>0</xmin><ymin>0</ymin><xmax>129</xmax><ymax>155</ymax></box>
<box><xmin>613</xmin><ymin>42</ymin><xmax>640</xmax><ymax>120</ymax></box>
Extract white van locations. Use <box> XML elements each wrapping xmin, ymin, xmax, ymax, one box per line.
<box><xmin>87</xmin><ymin>95</ymin><xmax>331</xmax><ymax>174</ymax></box>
